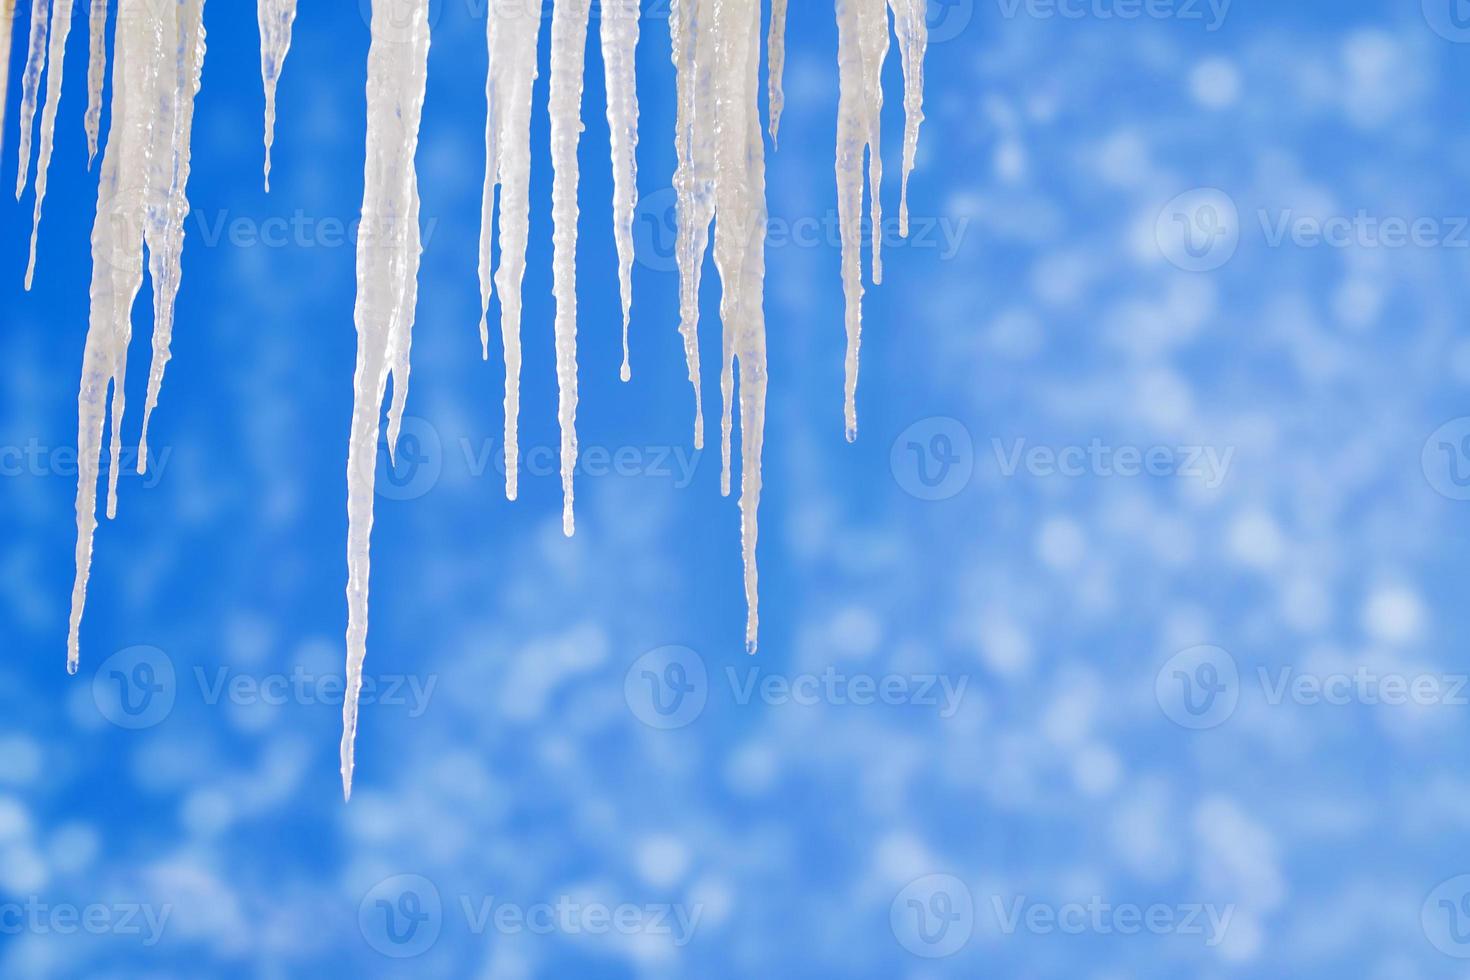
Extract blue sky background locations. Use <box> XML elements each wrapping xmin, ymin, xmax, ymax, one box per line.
<box><xmin>5</xmin><ymin>0</ymin><xmax>1470</xmax><ymax>976</ymax></box>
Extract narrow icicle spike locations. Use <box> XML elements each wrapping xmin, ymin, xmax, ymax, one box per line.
<box><xmin>342</xmin><ymin>0</ymin><xmax>432</xmax><ymax>800</ymax></box>
<box><xmin>140</xmin><ymin>0</ymin><xmax>209</xmax><ymax>471</ymax></box>
<box><xmin>549</xmin><ymin>0</ymin><xmax>592</xmax><ymax>537</ymax></box>
<box><xmin>861</xmin><ymin>0</ymin><xmax>888</xmax><ymax>286</ymax></box>
<box><xmin>15</xmin><ymin>0</ymin><xmax>50</xmax><ymax>198</ymax></box>
<box><xmin>83</xmin><ymin>0</ymin><xmax>106</xmax><ymax>165</ymax></box>
<box><xmin>479</xmin><ymin>0</ymin><xmax>545</xmax><ymax>500</ymax></box>
<box><xmin>257</xmin><ymin>0</ymin><xmax>298</xmax><ymax>192</ymax></box>
<box><xmin>887</xmin><ymin>0</ymin><xmax>926</xmax><ymax>236</ymax></box>
<box><xmin>24</xmin><ymin>0</ymin><xmax>76</xmax><ymax>290</ymax></box>
<box><xmin>767</xmin><ymin>0</ymin><xmax>787</xmax><ymax>146</ymax></box>
<box><xmin>0</xmin><ymin>0</ymin><xmax>14</xmax><ymax>143</ymax></box>
<box><xmin>668</xmin><ymin>0</ymin><xmax>716</xmax><ymax>450</ymax></box>
<box><xmin>600</xmin><ymin>0</ymin><xmax>640</xmax><ymax>383</ymax></box>
<box><xmin>70</xmin><ymin>0</ymin><xmax>180</xmax><ymax>673</ymax></box>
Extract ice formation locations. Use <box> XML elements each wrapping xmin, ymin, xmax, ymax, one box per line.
<box><xmin>23</xmin><ymin>0</ymin><xmax>75</xmax><ymax>288</ymax></box>
<box><xmin>0</xmin><ymin>2</ymin><xmax>13</xmax><ymax>145</ymax></box>
<box><xmin>257</xmin><ymin>0</ymin><xmax>298</xmax><ymax>192</ymax></box>
<box><xmin>22</xmin><ymin>0</ymin><xmax>928</xmax><ymax>792</ymax></box>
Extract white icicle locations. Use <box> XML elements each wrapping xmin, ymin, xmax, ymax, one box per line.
<box><xmin>257</xmin><ymin>0</ymin><xmax>298</xmax><ymax>192</ymax></box>
<box><xmin>708</xmin><ymin>0</ymin><xmax>766</xmax><ymax>652</ymax></box>
<box><xmin>342</xmin><ymin>0</ymin><xmax>431</xmax><ymax>800</ymax></box>
<box><xmin>83</xmin><ymin>0</ymin><xmax>106</xmax><ymax>165</ymax></box>
<box><xmin>14</xmin><ymin>0</ymin><xmax>50</xmax><ymax>198</ymax></box>
<box><xmin>0</xmin><ymin>1</ymin><xmax>14</xmax><ymax>141</ymax></box>
<box><xmin>69</xmin><ymin>0</ymin><xmax>170</xmax><ymax>673</ymax></box>
<box><xmin>767</xmin><ymin>0</ymin><xmax>786</xmax><ymax>146</ymax></box>
<box><xmin>478</xmin><ymin>0</ymin><xmax>544</xmax><ymax>501</ymax></box>
<box><xmin>140</xmin><ymin>0</ymin><xmax>208</xmax><ymax>471</ymax></box>
<box><xmin>548</xmin><ymin>0</ymin><xmax>591</xmax><ymax>536</ymax></box>
<box><xmin>668</xmin><ymin>0</ymin><xmax>716</xmax><ymax>450</ymax></box>
<box><xmin>887</xmin><ymin>0</ymin><xmax>926</xmax><ymax>236</ymax></box>
<box><xmin>599</xmin><ymin>0</ymin><xmax>639</xmax><ymax>382</ymax></box>
<box><xmin>24</xmin><ymin>0</ymin><xmax>76</xmax><ymax>289</ymax></box>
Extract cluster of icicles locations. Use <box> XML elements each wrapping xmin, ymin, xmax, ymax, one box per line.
<box><xmin>6</xmin><ymin>0</ymin><xmax>927</xmax><ymax>798</ymax></box>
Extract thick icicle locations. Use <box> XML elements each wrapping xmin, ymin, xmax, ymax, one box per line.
<box><xmin>14</xmin><ymin>0</ymin><xmax>49</xmax><ymax>197</ymax></box>
<box><xmin>24</xmin><ymin>0</ymin><xmax>76</xmax><ymax>289</ymax></box>
<box><xmin>668</xmin><ymin>0</ymin><xmax>716</xmax><ymax>450</ymax></box>
<box><xmin>599</xmin><ymin>0</ymin><xmax>639</xmax><ymax>382</ymax></box>
<box><xmin>0</xmin><ymin>1</ymin><xmax>13</xmax><ymax>140</ymax></box>
<box><xmin>887</xmin><ymin>0</ymin><xmax>926</xmax><ymax>236</ymax></box>
<box><xmin>69</xmin><ymin>0</ymin><xmax>171</xmax><ymax>673</ymax></box>
<box><xmin>257</xmin><ymin>0</ymin><xmax>298</xmax><ymax>192</ymax></box>
<box><xmin>478</xmin><ymin>0</ymin><xmax>544</xmax><ymax>501</ymax></box>
<box><xmin>767</xmin><ymin>0</ymin><xmax>786</xmax><ymax>145</ymax></box>
<box><xmin>83</xmin><ymin>0</ymin><xmax>106</xmax><ymax>165</ymax></box>
<box><xmin>708</xmin><ymin>0</ymin><xmax>767</xmax><ymax>652</ymax></box>
<box><xmin>139</xmin><ymin>0</ymin><xmax>209</xmax><ymax>471</ymax></box>
<box><xmin>548</xmin><ymin>0</ymin><xmax>592</xmax><ymax>536</ymax></box>
<box><xmin>342</xmin><ymin>0</ymin><xmax>431</xmax><ymax>800</ymax></box>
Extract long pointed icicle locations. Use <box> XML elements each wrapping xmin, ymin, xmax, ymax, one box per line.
<box><xmin>0</xmin><ymin>0</ymin><xmax>14</xmax><ymax>143</ymax></box>
<box><xmin>600</xmin><ymin>0</ymin><xmax>639</xmax><ymax>383</ymax></box>
<box><xmin>24</xmin><ymin>0</ymin><xmax>76</xmax><ymax>289</ymax></box>
<box><xmin>69</xmin><ymin>0</ymin><xmax>171</xmax><ymax>673</ymax></box>
<box><xmin>887</xmin><ymin>0</ymin><xmax>926</xmax><ymax>235</ymax></box>
<box><xmin>709</xmin><ymin>0</ymin><xmax>767</xmax><ymax>652</ymax></box>
<box><xmin>257</xmin><ymin>0</ymin><xmax>298</xmax><ymax>192</ymax></box>
<box><xmin>549</xmin><ymin>0</ymin><xmax>592</xmax><ymax>537</ymax></box>
<box><xmin>83</xmin><ymin>0</ymin><xmax>106</xmax><ymax>165</ymax></box>
<box><xmin>14</xmin><ymin>0</ymin><xmax>50</xmax><ymax>197</ymax></box>
<box><xmin>139</xmin><ymin>0</ymin><xmax>209</xmax><ymax>471</ymax></box>
<box><xmin>767</xmin><ymin>0</ymin><xmax>786</xmax><ymax>145</ymax></box>
<box><xmin>668</xmin><ymin>0</ymin><xmax>715</xmax><ymax>450</ymax></box>
<box><xmin>860</xmin><ymin>0</ymin><xmax>888</xmax><ymax>286</ymax></box>
<box><xmin>479</xmin><ymin>0</ymin><xmax>544</xmax><ymax>501</ymax></box>
<box><xmin>342</xmin><ymin>0</ymin><xmax>431</xmax><ymax>800</ymax></box>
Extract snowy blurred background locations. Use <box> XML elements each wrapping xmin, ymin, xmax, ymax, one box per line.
<box><xmin>5</xmin><ymin>0</ymin><xmax>1470</xmax><ymax>976</ymax></box>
